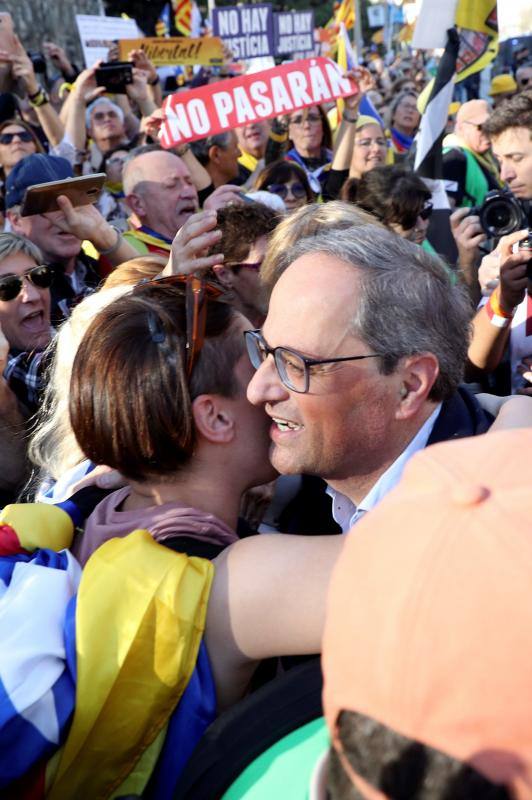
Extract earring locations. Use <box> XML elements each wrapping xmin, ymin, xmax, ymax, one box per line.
<box><xmin>400</xmin><ymin>386</ymin><xmax>408</xmax><ymax>399</ymax></box>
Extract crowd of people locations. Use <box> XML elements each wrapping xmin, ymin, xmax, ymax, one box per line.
<box><xmin>1</xmin><ymin>22</ymin><xmax>532</xmax><ymax>799</ymax></box>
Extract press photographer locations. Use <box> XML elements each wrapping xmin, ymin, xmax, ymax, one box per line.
<box><xmin>467</xmin><ymin>90</ymin><xmax>532</xmax><ymax>394</ymax></box>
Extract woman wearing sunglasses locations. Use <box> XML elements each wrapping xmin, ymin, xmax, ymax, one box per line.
<box><xmin>0</xmin><ymin>119</ymin><xmax>44</xmax><ymax>226</ymax></box>
<box><xmin>0</xmin><ymin>119</ymin><xmax>43</xmax><ymax>180</ymax></box>
<box><xmin>254</xmin><ymin>160</ymin><xmax>314</xmax><ymax>213</ymax></box>
<box><xmin>0</xmin><ymin>233</ymin><xmax>53</xmax><ymax>358</ymax></box>
<box><xmin>341</xmin><ymin>165</ymin><xmax>433</xmax><ymax>247</ymax></box>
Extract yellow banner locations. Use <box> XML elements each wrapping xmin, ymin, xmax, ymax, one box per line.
<box><xmin>455</xmin><ymin>0</ymin><xmax>497</xmax><ymax>38</ymax></box>
<box><xmin>118</xmin><ymin>36</ymin><xmax>226</xmax><ymax>66</ymax></box>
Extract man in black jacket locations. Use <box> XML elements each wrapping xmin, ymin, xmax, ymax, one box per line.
<box><xmin>246</xmin><ymin>223</ymin><xmax>492</xmax><ymax>533</ymax></box>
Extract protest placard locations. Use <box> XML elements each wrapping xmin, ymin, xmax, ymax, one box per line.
<box><xmin>273</xmin><ymin>11</ymin><xmax>315</xmax><ymax>57</ymax></box>
<box><xmin>212</xmin><ymin>4</ymin><xmax>274</xmax><ymax>59</ymax></box>
<box><xmin>75</xmin><ymin>15</ymin><xmax>141</xmax><ymax>67</ymax></box>
<box><xmin>159</xmin><ymin>56</ymin><xmax>356</xmax><ymax>147</ymax></box>
<box><xmin>412</xmin><ymin>0</ymin><xmax>458</xmax><ymax>49</ymax></box>
<box><xmin>118</xmin><ymin>37</ymin><xmax>226</xmax><ymax>66</ymax></box>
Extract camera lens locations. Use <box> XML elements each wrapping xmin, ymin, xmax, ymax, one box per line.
<box><xmin>480</xmin><ymin>196</ymin><xmax>523</xmax><ymax>237</ymax></box>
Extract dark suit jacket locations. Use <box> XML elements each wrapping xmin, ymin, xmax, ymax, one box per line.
<box><xmin>275</xmin><ymin>386</ymin><xmax>494</xmax><ymax>536</ymax></box>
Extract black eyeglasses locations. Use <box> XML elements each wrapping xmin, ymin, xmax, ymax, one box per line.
<box><xmin>0</xmin><ymin>130</ymin><xmax>34</xmax><ymax>145</ymax></box>
<box><xmin>244</xmin><ymin>329</ymin><xmax>381</xmax><ymax>394</ymax></box>
<box><xmin>267</xmin><ymin>182</ymin><xmax>307</xmax><ymax>201</ymax></box>
<box><xmin>463</xmin><ymin>121</ymin><xmax>485</xmax><ymax>132</ymax></box>
<box><xmin>0</xmin><ymin>265</ymin><xmax>54</xmax><ymax>302</ymax></box>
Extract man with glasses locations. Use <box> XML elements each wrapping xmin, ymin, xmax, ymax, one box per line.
<box><xmin>246</xmin><ymin>223</ymin><xmax>492</xmax><ymax>532</ymax></box>
<box><xmin>443</xmin><ymin>99</ymin><xmax>502</xmax><ymax>209</ymax></box>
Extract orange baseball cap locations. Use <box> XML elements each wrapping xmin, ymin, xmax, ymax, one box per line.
<box><xmin>323</xmin><ymin>429</ymin><xmax>532</xmax><ymax>799</ymax></box>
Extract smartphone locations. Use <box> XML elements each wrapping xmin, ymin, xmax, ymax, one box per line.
<box><xmin>95</xmin><ymin>61</ymin><xmax>133</xmax><ymax>94</ymax></box>
<box><xmin>20</xmin><ymin>174</ymin><xmax>106</xmax><ymax>217</ymax></box>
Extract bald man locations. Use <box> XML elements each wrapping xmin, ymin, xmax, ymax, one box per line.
<box><xmin>122</xmin><ymin>146</ymin><xmax>245</xmax><ymax>256</ymax></box>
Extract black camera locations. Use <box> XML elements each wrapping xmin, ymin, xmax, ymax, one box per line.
<box><xmin>470</xmin><ymin>190</ymin><xmax>530</xmax><ymax>238</ymax></box>
<box><xmin>95</xmin><ymin>62</ymin><xmax>133</xmax><ymax>94</ymax></box>
<box><xmin>27</xmin><ymin>51</ymin><xmax>47</xmax><ymax>75</ymax></box>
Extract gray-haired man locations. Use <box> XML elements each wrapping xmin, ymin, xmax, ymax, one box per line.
<box><xmin>246</xmin><ymin>222</ymin><xmax>492</xmax><ymax>532</ymax></box>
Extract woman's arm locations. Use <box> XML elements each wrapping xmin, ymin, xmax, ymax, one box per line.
<box><xmin>479</xmin><ymin>393</ymin><xmax>532</xmax><ymax>430</ymax></box>
<box><xmin>206</xmin><ymin>533</ymin><xmax>344</xmax><ymax>710</ymax></box>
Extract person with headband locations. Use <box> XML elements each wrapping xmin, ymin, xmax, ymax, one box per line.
<box><xmin>325</xmin><ymin>114</ymin><xmax>390</xmax><ymax>201</ymax></box>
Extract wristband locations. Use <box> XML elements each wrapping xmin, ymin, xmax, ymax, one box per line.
<box><xmin>342</xmin><ymin>113</ymin><xmax>358</xmax><ymax>123</ymax></box>
<box><xmin>486</xmin><ymin>292</ymin><xmax>514</xmax><ymax>328</ymax></box>
<box><xmin>99</xmin><ymin>226</ymin><xmax>122</xmax><ymax>256</ymax></box>
<box><xmin>148</xmin><ymin>74</ymin><xmax>160</xmax><ymax>86</ymax></box>
<box><xmin>29</xmin><ymin>89</ymin><xmax>50</xmax><ymax>108</ymax></box>
<box><xmin>488</xmin><ymin>290</ymin><xmax>515</xmax><ymax>319</ymax></box>
<box><xmin>27</xmin><ymin>87</ymin><xmax>43</xmax><ymax>100</ymax></box>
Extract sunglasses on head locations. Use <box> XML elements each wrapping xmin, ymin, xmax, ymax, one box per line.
<box><xmin>400</xmin><ymin>201</ymin><xmax>433</xmax><ymax>230</ymax></box>
<box><xmin>135</xmin><ymin>274</ymin><xmax>225</xmax><ymax>379</ymax></box>
<box><xmin>0</xmin><ymin>130</ymin><xmax>34</xmax><ymax>145</ymax></box>
<box><xmin>0</xmin><ymin>264</ymin><xmax>54</xmax><ymax>302</ymax></box>
<box><xmin>267</xmin><ymin>182</ymin><xmax>307</xmax><ymax>200</ymax></box>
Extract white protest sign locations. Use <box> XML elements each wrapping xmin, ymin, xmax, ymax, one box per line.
<box><xmin>75</xmin><ymin>15</ymin><xmax>141</xmax><ymax>67</ymax></box>
<box><xmin>412</xmin><ymin>0</ymin><xmax>458</xmax><ymax>49</ymax></box>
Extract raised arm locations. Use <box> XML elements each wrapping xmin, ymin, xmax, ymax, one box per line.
<box><xmin>468</xmin><ymin>230</ymin><xmax>530</xmax><ymax>373</ymax></box>
<box><xmin>330</xmin><ymin>67</ymin><xmax>372</xmax><ymax>172</ymax></box>
<box><xmin>3</xmin><ymin>36</ymin><xmax>65</xmax><ymax>147</ymax></box>
<box><xmin>205</xmin><ymin>533</ymin><xmax>344</xmax><ymax>709</ymax></box>
<box><xmin>64</xmin><ymin>66</ymin><xmax>106</xmax><ymax>152</ymax></box>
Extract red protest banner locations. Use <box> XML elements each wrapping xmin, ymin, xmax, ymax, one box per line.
<box><xmin>159</xmin><ymin>56</ymin><xmax>356</xmax><ymax>147</ymax></box>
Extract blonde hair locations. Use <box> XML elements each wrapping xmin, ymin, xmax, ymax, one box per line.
<box><xmin>260</xmin><ymin>201</ymin><xmax>382</xmax><ymax>293</ymax></box>
<box><xmin>28</xmin><ymin>286</ymin><xmax>130</xmax><ymax>482</ymax></box>
<box><xmin>101</xmin><ymin>255</ymin><xmax>167</xmax><ymax>289</ymax></box>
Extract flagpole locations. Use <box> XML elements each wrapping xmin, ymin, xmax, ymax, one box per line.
<box><xmin>208</xmin><ymin>0</ymin><xmax>216</xmax><ymax>21</ymax></box>
<box><xmin>353</xmin><ymin>0</ymin><xmax>363</xmax><ymax>58</ymax></box>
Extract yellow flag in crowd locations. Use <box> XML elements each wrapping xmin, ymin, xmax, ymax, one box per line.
<box><xmin>454</xmin><ymin>0</ymin><xmax>498</xmax><ymax>84</ymax></box>
<box><xmin>455</xmin><ymin>0</ymin><xmax>497</xmax><ymax>38</ymax></box>
<box><xmin>334</xmin><ymin>0</ymin><xmax>355</xmax><ymax>32</ymax></box>
<box><xmin>173</xmin><ymin>0</ymin><xmax>193</xmax><ymax>36</ymax></box>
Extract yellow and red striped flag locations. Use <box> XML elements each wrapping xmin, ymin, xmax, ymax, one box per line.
<box><xmin>173</xmin><ymin>0</ymin><xmax>192</xmax><ymax>36</ymax></box>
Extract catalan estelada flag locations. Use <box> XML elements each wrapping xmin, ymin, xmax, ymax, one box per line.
<box><xmin>173</xmin><ymin>0</ymin><xmax>193</xmax><ymax>36</ymax></box>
